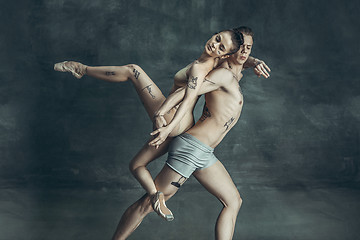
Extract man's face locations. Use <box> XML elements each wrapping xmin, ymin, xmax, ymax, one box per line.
<box><xmin>235</xmin><ymin>34</ymin><xmax>253</xmax><ymax>64</ymax></box>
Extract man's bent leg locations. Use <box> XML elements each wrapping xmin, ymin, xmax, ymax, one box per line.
<box><xmin>193</xmin><ymin>161</ymin><xmax>242</xmax><ymax>240</ymax></box>
<box><xmin>111</xmin><ymin>194</ymin><xmax>153</xmax><ymax>240</ymax></box>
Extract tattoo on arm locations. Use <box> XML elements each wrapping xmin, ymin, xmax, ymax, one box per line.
<box><xmin>203</xmin><ymin>78</ymin><xmax>215</xmax><ymax>84</ymax></box>
<box><xmin>224</xmin><ymin>117</ymin><xmax>235</xmax><ymax>131</ymax></box>
<box><xmin>105</xmin><ymin>71</ymin><xmax>116</xmax><ymax>76</ymax></box>
<box><xmin>187</xmin><ymin>76</ymin><xmax>198</xmax><ymax>89</ymax></box>
<box><xmin>141</xmin><ymin>84</ymin><xmax>156</xmax><ymax>99</ymax></box>
<box><xmin>133</xmin><ymin>68</ymin><xmax>140</xmax><ymax>80</ymax></box>
<box><xmin>199</xmin><ymin>104</ymin><xmax>211</xmax><ymax>121</ymax></box>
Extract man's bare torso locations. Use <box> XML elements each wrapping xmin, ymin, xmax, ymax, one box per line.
<box><xmin>186</xmin><ymin>64</ymin><xmax>244</xmax><ymax>148</ymax></box>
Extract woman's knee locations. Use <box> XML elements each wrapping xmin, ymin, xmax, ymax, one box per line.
<box><xmin>124</xmin><ymin>64</ymin><xmax>142</xmax><ymax>80</ymax></box>
<box><xmin>129</xmin><ymin>161</ymin><xmax>142</xmax><ymax>175</ymax></box>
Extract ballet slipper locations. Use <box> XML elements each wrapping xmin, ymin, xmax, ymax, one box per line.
<box><xmin>151</xmin><ymin>191</ymin><xmax>174</xmax><ymax>221</ymax></box>
<box><xmin>54</xmin><ymin>61</ymin><xmax>85</xmax><ymax>79</ymax></box>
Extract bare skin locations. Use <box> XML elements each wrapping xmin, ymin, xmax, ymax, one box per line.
<box><xmin>54</xmin><ymin>31</ymin><xmax>271</xmax><ymax>239</ymax></box>
<box><xmin>112</xmin><ymin>57</ymin><xmax>246</xmax><ymax>240</ymax></box>
<box><xmin>111</xmin><ymin>32</ymin><xmax>271</xmax><ymax>240</ymax></box>
<box><xmin>54</xmin><ymin>30</ymin><xmax>244</xmax><ymax>199</ymax></box>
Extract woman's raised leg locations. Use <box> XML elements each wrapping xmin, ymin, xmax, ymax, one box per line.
<box><xmin>193</xmin><ymin>161</ymin><xmax>242</xmax><ymax>240</ymax></box>
<box><xmin>54</xmin><ymin>61</ymin><xmax>167</xmax><ymax>119</ymax></box>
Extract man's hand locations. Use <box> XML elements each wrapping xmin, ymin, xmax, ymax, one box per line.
<box><xmin>154</xmin><ymin>115</ymin><xmax>167</xmax><ymax>129</ymax></box>
<box><xmin>149</xmin><ymin>127</ymin><xmax>172</xmax><ymax>149</ymax></box>
<box><xmin>254</xmin><ymin>60</ymin><xmax>271</xmax><ymax>78</ymax></box>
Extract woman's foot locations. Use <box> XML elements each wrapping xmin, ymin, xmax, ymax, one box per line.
<box><xmin>54</xmin><ymin>61</ymin><xmax>87</xmax><ymax>79</ymax></box>
<box><xmin>151</xmin><ymin>192</ymin><xmax>174</xmax><ymax>221</ymax></box>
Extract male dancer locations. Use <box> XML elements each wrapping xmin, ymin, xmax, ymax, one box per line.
<box><xmin>112</xmin><ymin>27</ymin><xmax>271</xmax><ymax>240</ymax></box>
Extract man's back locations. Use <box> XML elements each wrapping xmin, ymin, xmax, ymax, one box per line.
<box><xmin>186</xmin><ymin>66</ymin><xmax>243</xmax><ymax>148</ymax></box>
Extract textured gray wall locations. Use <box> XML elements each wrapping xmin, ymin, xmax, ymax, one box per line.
<box><xmin>1</xmin><ymin>0</ymin><xmax>360</xmax><ymax>239</ymax></box>
<box><xmin>1</xmin><ymin>0</ymin><xmax>358</xmax><ymax>189</ymax></box>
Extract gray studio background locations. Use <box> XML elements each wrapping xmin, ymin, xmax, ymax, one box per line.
<box><xmin>0</xmin><ymin>0</ymin><xmax>359</xmax><ymax>239</ymax></box>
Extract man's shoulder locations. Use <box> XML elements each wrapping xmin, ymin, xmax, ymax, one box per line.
<box><xmin>207</xmin><ymin>67</ymin><xmax>234</xmax><ymax>86</ymax></box>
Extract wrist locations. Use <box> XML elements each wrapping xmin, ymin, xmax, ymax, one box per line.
<box><xmin>254</xmin><ymin>59</ymin><xmax>262</xmax><ymax>67</ymax></box>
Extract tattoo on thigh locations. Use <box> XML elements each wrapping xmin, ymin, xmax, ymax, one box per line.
<box><xmin>224</xmin><ymin>117</ymin><xmax>235</xmax><ymax>131</ymax></box>
<box><xmin>105</xmin><ymin>71</ymin><xmax>116</xmax><ymax>76</ymax></box>
<box><xmin>133</xmin><ymin>68</ymin><xmax>140</xmax><ymax>80</ymax></box>
<box><xmin>171</xmin><ymin>176</ymin><xmax>186</xmax><ymax>188</ymax></box>
<box><xmin>199</xmin><ymin>104</ymin><xmax>211</xmax><ymax>121</ymax></box>
<box><xmin>187</xmin><ymin>76</ymin><xmax>198</xmax><ymax>89</ymax></box>
<box><xmin>141</xmin><ymin>84</ymin><xmax>156</xmax><ymax>99</ymax></box>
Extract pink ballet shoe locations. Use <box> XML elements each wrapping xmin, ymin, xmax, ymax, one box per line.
<box><xmin>54</xmin><ymin>61</ymin><xmax>86</xmax><ymax>79</ymax></box>
<box><xmin>151</xmin><ymin>192</ymin><xmax>174</xmax><ymax>221</ymax></box>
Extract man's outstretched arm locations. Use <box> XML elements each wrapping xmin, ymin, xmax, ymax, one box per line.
<box><xmin>244</xmin><ymin>56</ymin><xmax>271</xmax><ymax>78</ymax></box>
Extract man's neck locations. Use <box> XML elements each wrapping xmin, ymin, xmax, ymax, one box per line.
<box><xmin>224</xmin><ymin>57</ymin><xmax>243</xmax><ymax>81</ymax></box>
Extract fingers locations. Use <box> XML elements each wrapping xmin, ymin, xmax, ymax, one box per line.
<box><xmin>149</xmin><ymin>136</ymin><xmax>161</xmax><ymax>146</ymax></box>
<box><xmin>254</xmin><ymin>68</ymin><xmax>261</xmax><ymax>77</ymax></box>
<box><xmin>259</xmin><ymin>64</ymin><xmax>270</xmax><ymax>78</ymax></box>
<box><xmin>263</xmin><ymin>63</ymin><xmax>271</xmax><ymax>72</ymax></box>
<box><xmin>150</xmin><ymin>129</ymin><xmax>160</xmax><ymax>136</ymax></box>
<box><xmin>255</xmin><ymin>63</ymin><xmax>270</xmax><ymax>78</ymax></box>
<box><xmin>148</xmin><ymin>137</ymin><xmax>164</xmax><ymax>148</ymax></box>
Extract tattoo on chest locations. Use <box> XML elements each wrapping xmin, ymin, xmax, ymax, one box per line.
<box><xmin>224</xmin><ymin>117</ymin><xmax>235</xmax><ymax>131</ymax></box>
<box><xmin>187</xmin><ymin>76</ymin><xmax>198</xmax><ymax>89</ymax></box>
<box><xmin>105</xmin><ymin>71</ymin><xmax>116</xmax><ymax>76</ymax></box>
<box><xmin>133</xmin><ymin>68</ymin><xmax>140</xmax><ymax>80</ymax></box>
<box><xmin>199</xmin><ymin>104</ymin><xmax>211</xmax><ymax>121</ymax></box>
<box><xmin>142</xmin><ymin>84</ymin><xmax>156</xmax><ymax>99</ymax></box>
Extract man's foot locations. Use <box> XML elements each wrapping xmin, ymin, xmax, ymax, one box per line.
<box><xmin>54</xmin><ymin>61</ymin><xmax>87</xmax><ymax>79</ymax></box>
<box><xmin>151</xmin><ymin>192</ymin><xmax>174</xmax><ymax>221</ymax></box>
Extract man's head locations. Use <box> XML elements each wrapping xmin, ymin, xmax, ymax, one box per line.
<box><xmin>232</xmin><ymin>26</ymin><xmax>254</xmax><ymax>64</ymax></box>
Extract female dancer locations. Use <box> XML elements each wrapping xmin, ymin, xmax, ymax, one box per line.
<box><xmin>54</xmin><ymin>29</ymin><xmax>247</xmax><ymax>220</ymax></box>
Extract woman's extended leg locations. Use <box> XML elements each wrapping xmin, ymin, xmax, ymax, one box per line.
<box><xmin>112</xmin><ymin>165</ymin><xmax>186</xmax><ymax>240</ymax></box>
<box><xmin>54</xmin><ymin>61</ymin><xmax>167</xmax><ymax>119</ymax></box>
<box><xmin>193</xmin><ymin>161</ymin><xmax>242</xmax><ymax>240</ymax></box>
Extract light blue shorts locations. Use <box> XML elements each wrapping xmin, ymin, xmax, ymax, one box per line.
<box><xmin>166</xmin><ymin>133</ymin><xmax>218</xmax><ymax>178</ymax></box>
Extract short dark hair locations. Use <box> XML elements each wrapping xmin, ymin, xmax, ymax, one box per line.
<box><xmin>233</xmin><ymin>26</ymin><xmax>254</xmax><ymax>41</ymax></box>
<box><xmin>223</xmin><ymin>29</ymin><xmax>244</xmax><ymax>55</ymax></box>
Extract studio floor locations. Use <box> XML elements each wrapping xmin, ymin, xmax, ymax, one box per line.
<box><xmin>1</xmin><ymin>183</ymin><xmax>359</xmax><ymax>240</ymax></box>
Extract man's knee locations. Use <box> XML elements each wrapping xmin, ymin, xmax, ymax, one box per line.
<box><xmin>224</xmin><ymin>190</ymin><xmax>242</xmax><ymax>212</ymax></box>
<box><xmin>137</xmin><ymin>193</ymin><xmax>154</xmax><ymax>214</ymax></box>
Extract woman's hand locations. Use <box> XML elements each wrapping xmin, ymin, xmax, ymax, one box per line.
<box><xmin>254</xmin><ymin>60</ymin><xmax>271</xmax><ymax>78</ymax></box>
<box><xmin>149</xmin><ymin>126</ymin><xmax>172</xmax><ymax>148</ymax></box>
<box><xmin>154</xmin><ymin>115</ymin><xmax>167</xmax><ymax>129</ymax></box>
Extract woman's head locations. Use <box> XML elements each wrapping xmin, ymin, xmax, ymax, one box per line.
<box><xmin>205</xmin><ymin>29</ymin><xmax>243</xmax><ymax>58</ymax></box>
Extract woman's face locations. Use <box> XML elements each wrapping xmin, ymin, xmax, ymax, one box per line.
<box><xmin>205</xmin><ymin>31</ymin><xmax>236</xmax><ymax>58</ymax></box>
